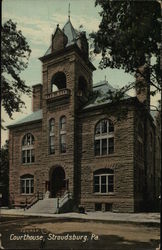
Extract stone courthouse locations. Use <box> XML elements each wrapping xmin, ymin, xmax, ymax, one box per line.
<box><xmin>8</xmin><ymin>18</ymin><xmax>160</xmax><ymax>213</ymax></box>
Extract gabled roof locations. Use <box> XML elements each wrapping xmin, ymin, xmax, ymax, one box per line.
<box><xmin>7</xmin><ymin>109</ymin><xmax>42</xmax><ymax>128</ymax></box>
<box><xmin>44</xmin><ymin>19</ymin><xmax>80</xmax><ymax>56</ymax></box>
<box><xmin>84</xmin><ymin>80</ymin><xmax>130</xmax><ymax>109</ymax></box>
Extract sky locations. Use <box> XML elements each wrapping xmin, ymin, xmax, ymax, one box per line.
<box><xmin>1</xmin><ymin>0</ymin><xmax>159</xmax><ymax>145</ymax></box>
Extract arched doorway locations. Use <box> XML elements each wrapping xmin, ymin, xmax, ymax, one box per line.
<box><xmin>50</xmin><ymin>166</ymin><xmax>66</xmax><ymax>198</ymax></box>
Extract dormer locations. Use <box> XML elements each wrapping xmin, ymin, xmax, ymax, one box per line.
<box><xmin>51</xmin><ymin>24</ymin><xmax>68</xmax><ymax>53</ymax></box>
<box><xmin>77</xmin><ymin>31</ymin><xmax>89</xmax><ymax>57</ymax></box>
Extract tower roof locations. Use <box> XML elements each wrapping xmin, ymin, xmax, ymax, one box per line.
<box><xmin>44</xmin><ymin>20</ymin><xmax>80</xmax><ymax>56</ymax></box>
<box><xmin>63</xmin><ymin>20</ymin><xmax>79</xmax><ymax>46</ymax></box>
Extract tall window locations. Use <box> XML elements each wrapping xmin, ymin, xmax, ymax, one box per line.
<box><xmin>94</xmin><ymin>169</ymin><xmax>114</xmax><ymax>194</ymax></box>
<box><xmin>20</xmin><ymin>174</ymin><xmax>34</xmax><ymax>194</ymax></box>
<box><xmin>60</xmin><ymin>116</ymin><xmax>66</xmax><ymax>153</ymax></box>
<box><xmin>49</xmin><ymin>118</ymin><xmax>55</xmax><ymax>154</ymax></box>
<box><xmin>150</xmin><ymin>132</ymin><xmax>153</xmax><ymax>151</ymax></box>
<box><xmin>137</xmin><ymin>123</ymin><xmax>144</xmax><ymax>158</ymax></box>
<box><xmin>149</xmin><ymin>132</ymin><xmax>154</xmax><ymax>164</ymax></box>
<box><xmin>22</xmin><ymin>133</ymin><xmax>35</xmax><ymax>164</ymax></box>
<box><xmin>77</xmin><ymin>76</ymin><xmax>88</xmax><ymax>97</ymax></box>
<box><xmin>95</xmin><ymin>119</ymin><xmax>114</xmax><ymax>156</ymax></box>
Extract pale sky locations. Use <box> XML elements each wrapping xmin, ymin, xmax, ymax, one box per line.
<box><xmin>1</xmin><ymin>0</ymin><xmax>159</xmax><ymax>145</ymax></box>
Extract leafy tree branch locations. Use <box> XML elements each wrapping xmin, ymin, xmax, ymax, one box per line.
<box><xmin>1</xmin><ymin>19</ymin><xmax>31</xmax><ymax>118</ymax></box>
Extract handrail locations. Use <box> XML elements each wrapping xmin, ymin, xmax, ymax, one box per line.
<box><xmin>59</xmin><ymin>191</ymin><xmax>72</xmax><ymax>208</ymax></box>
<box><xmin>26</xmin><ymin>196</ymin><xmax>38</xmax><ymax>210</ymax></box>
<box><xmin>25</xmin><ymin>192</ymin><xmax>43</xmax><ymax>210</ymax></box>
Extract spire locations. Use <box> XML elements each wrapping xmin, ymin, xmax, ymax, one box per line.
<box><xmin>68</xmin><ymin>3</ymin><xmax>71</xmax><ymax>21</ymax></box>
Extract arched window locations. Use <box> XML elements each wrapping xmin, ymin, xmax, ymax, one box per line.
<box><xmin>20</xmin><ymin>174</ymin><xmax>34</xmax><ymax>194</ymax></box>
<box><xmin>137</xmin><ymin>122</ymin><xmax>143</xmax><ymax>157</ymax></box>
<box><xmin>138</xmin><ymin>123</ymin><xmax>144</xmax><ymax>139</ymax></box>
<box><xmin>51</xmin><ymin>72</ymin><xmax>66</xmax><ymax>92</ymax></box>
<box><xmin>49</xmin><ymin>118</ymin><xmax>55</xmax><ymax>154</ymax></box>
<box><xmin>60</xmin><ymin>116</ymin><xmax>66</xmax><ymax>153</ymax></box>
<box><xmin>149</xmin><ymin>132</ymin><xmax>154</xmax><ymax>164</ymax></box>
<box><xmin>158</xmin><ymin>137</ymin><xmax>161</xmax><ymax>160</ymax></box>
<box><xmin>150</xmin><ymin>132</ymin><xmax>153</xmax><ymax>150</ymax></box>
<box><xmin>22</xmin><ymin>133</ymin><xmax>35</xmax><ymax>164</ymax></box>
<box><xmin>94</xmin><ymin>119</ymin><xmax>114</xmax><ymax>156</ymax></box>
<box><xmin>94</xmin><ymin>169</ymin><xmax>114</xmax><ymax>194</ymax></box>
<box><xmin>77</xmin><ymin>76</ymin><xmax>88</xmax><ymax>97</ymax></box>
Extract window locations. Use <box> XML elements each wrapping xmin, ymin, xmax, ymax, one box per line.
<box><xmin>95</xmin><ymin>119</ymin><xmax>114</xmax><ymax>156</ymax></box>
<box><xmin>137</xmin><ymin>123</ymin><xmax>143</xmax><ymax>158</ymax></box>
<box><xmin>149</xmin><ymin>132</ymin><xmax>154</xmax><ymax>164</ymax></box>
<box><xmin>94</xmin><ymin>169</ymin><xmax>114</xmax><ymax>194</ymax></box>
<box><xmin>49</xmin><ymin>118</ymin><xmax>55</xmax><ymax>154</ymax></box>
<box><xmin>105</xmin><ymin>203</ymin><xmax>113</xmax><ymax>211</ymax></box>
<box><xmin>60</xmin><ymin>116</ymin><xmax>66</xmax><ymax>153</ymax></box>
<box><xmin>22</xmin><ymin>133</ymin><xmax>35</xmax><ymax>164</ymax></box>
<box><xmin>95</xmin><ymin>203</ymin><xmax>102</xmax><ymax>211</ymax></box>
<box><xmin>138</xmin><ymin>168</ymin><xmax>144</xmax><ymax>192</ymax></box>
<box><xmin>20</xmin><ymin>174</ymin><xmax>34</xmax><ymax>194</ymax></box>
<box><xmin>77</xmin><ymin>76</ymin><xmax>88</xmax><ymax>97</ymax></box>
<box><xmin>138</xmin><ymin>123</ymin><xmax>143</xmax><ymax>139</ymax></box>
<box><xmin>150</xmin><ymin>132</ymin><xmax>153</xmax><ymax>151</ymax></box>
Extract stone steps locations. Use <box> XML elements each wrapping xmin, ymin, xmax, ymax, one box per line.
<box><xmin>25</xmin><ymin>198</ymin><xmax>58</xmax><ymax>214</ymax></box>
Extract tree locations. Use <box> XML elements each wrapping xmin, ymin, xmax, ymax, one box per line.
<box><xmin>90</xmin><ymin>0</ymin><xmax>161</xmax><ymax>107</ymax></box>
<box><xmin>1</xmin><ymin>19</ymin><xmax>31</xmax><ymax>118</ymax></box>
<box><xmin>0</xmin><ymin>140</ymin><xmax>9</xmax><ymax>206</ymax></box>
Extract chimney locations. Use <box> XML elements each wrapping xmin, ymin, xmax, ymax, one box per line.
<box><xmin>135</xmin><ymin>65</ymin><xmax>150</xmax><ymax>110</ymax></box>
<box><xmin>32</xmin><ymin>84</ymin><xmax>42</xmax><ymax>112</ymax></box>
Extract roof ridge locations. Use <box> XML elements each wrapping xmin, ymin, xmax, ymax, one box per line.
<box><xmin>93</xmin><ymin>80</ymin><xmax>108</xmax><ymax>87</ymax></box>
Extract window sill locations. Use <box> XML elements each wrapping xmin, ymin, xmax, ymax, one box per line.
<box><xmin>95</xmin><ymin>154</ymin><xmax>117</xmax><ymax>159</ymax></box>
<box><xmin>22</xmin><ymin>163</ymin><xmax>35</xmax><ymax>166</ymax></box>
<box><xmin>93</xmin><ymin>193</ymin><xmax>115</xmax><ymax>196</ymax></box>
<box><xmin>48</xmin><ymin>152</ymin><xmax>67</xmax><ymax>156</ymax></box>
<box><xmin>20</xmin><ymin>194</ymin><xmax>34</xmax><ymax>196</ymax></box>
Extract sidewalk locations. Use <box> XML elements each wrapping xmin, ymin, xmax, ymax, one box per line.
<box><xmin>0</xmin><ymin>208</ymin><xmax>160</xmax><ymax>225</ymax></box>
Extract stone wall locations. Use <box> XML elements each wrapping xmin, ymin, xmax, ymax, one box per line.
<box><xmin>78</xmin><ymin>107</ymin><xmax>135</xmax><ymax>212</ymax></box>
<box><xmin>133</xmin><ymin>105</ymin><xmax>156</xmax><ymax>211</ymax></box>
<box><xmin>9</xmin><ymin>121</ymin><xmax>43</xmax><ymax>205</ymax></box>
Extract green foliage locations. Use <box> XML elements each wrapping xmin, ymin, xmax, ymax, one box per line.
<box><xmin>91</xmin><ymin>0</ymin><xmax>161</xmax><ymax>91</ymax></box>
<box><xmin>0</xmin><ymin>140</ymin><xmax>9</xmax><ymax>205</ymax></box>
<box><xmin>1</xmin><ymin>19</ymin><xmax>31</xmax><ymax>118</ymax></box>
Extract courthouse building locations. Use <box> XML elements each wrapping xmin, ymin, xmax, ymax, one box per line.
<box><xmin>8</xmin><ymin>18</ymin><xmax>160</xmax><ymax>212</ymax></box>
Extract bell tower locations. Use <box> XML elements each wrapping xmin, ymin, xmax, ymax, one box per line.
<box><xmin>39</xmin><ymin>18</ymin><xmax>95</xmax><ymax>199</ymax></box>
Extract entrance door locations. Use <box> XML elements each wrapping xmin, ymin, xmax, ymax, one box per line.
<box><xmin>51</xmin><ymin>167</ymin><xmax>66</xmax><ymax>198</ymax></box>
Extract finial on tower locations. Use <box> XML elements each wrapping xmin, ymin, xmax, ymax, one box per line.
<box><xmin>68</xmin><ymin>3</ymin><xmax>71</xmax><ymax>21</ymax></box>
